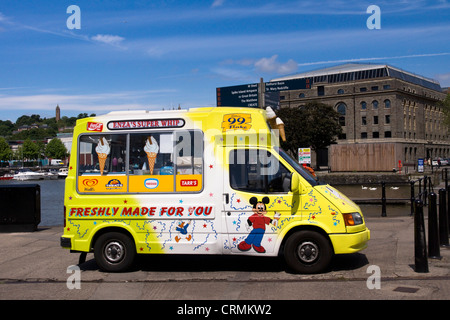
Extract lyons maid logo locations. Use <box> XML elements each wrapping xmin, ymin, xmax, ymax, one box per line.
<box><xmin>144</xmin><ymin>178</ymin><xmax>159</xmax><ymax>189</ymax></box>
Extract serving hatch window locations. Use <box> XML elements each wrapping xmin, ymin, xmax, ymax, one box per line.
<box><xmin>77</xmin><ymin>130</ymin><xmax>203</xmax><ymax>194</ymax></box>
<box><xmin>129</xmin><ymin>133</ymin><xmax>174</xmax><ymax>175</ymax></box>
<box><xmin>78</xmin><ymin>134</ymin><xmax>127</xmax><ymax>176</ymax></box>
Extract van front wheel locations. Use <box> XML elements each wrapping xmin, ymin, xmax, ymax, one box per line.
<box><xmin>94</xmin><ymin>232</ymin><xmax>136</xmax><ymax>272</ymax></box>
<box><xmin>284</xmin><ymin>231</ymin><xmax>332</xmax><ymax>274</ymax></box>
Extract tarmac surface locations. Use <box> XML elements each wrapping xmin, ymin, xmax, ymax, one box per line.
<box><xmin>0</xmin><ymin>215</ymin><xmax>449</xmax><ymax>301</ymax></box>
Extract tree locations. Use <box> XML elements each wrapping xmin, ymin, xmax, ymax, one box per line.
<box><xmin>440</xmin><ymin>93</ymin><xmax>450</xmax><ymax>127</ymax></box>
<box><xmin>276</xmin><ymin>101</ymin><xmax>343</xmax><ymax>157</ymax></box>
<box><xmin>0</xmin><ymin>120</ymin><xmax>14</xmax><ymax>136</ymax></box>
<box><xmin>22</xmin><ymin>138</ymin><xmax>40</xmax><ymax>160</ymax></box>
<box><xmin>45</xmin><ymin>138</ymin><xmax>68</xmax><ymax>159</ymax></box>
<box><xmin>0</xmin><ymin>137</ymin><xmax>11</xmax><ymax>161</ymax></box>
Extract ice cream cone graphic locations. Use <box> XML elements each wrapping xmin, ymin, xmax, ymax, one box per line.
<box><xmin>146</xmin><ymin>152</ymin><xmax>157</xmax><ymax>174</ymax></box>
<box><xmin>98</xmin><ymin>153</ymin><xmax>108</xmax><ymax>175</ymax></box>
<box><xmin>266</xmin><ymin>106</ymin><xmax>277</xmax><ymax>128</ymax></box>
<box><xmin>95</xmin><ymin>137</ymin><xmax>110</xmax><ymax>176</ymax></box>
<box><xmin>144</xmin><ymin>136</ymin><xmax>159</xmax><ymax>175</ymax></box>
<box><xmin>276</xmin><ymin>117</ymin><xmax>286</xmax><ymax>142</ymax></box>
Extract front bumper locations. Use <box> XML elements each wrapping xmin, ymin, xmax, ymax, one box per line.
<box><xmin>329</xmin><ymin>228</ymin><xmax>370</xmax><ymax>255</ymax></box>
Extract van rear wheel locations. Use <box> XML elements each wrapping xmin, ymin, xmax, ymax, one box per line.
<box><xmin>94</xmin><ymin>232</ymin><xmax>136</xmax><ymax>272</ymax></box>
<box><xmin>284</xmin><ymin>230</ymin><xmax>332</xmax><ymax>274</ymax></box>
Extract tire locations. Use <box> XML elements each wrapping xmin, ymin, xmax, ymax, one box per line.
<box><xmin>284</xmin><ymin>230</ymin><xmax>333</xmax><ymax>274</ymax></box>
<box><xmin>94</xmin><ymin>232</ymin><xmax>136</xmax><ymax>272</ymax></box>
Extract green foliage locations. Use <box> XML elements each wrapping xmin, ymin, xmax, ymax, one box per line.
<box><xmin>45</xmin><ymin>138</ymin><xmax>68</xmax><ymax>159</ymax></box>
<box><xmin>276</xmin><ymin>101</ymin><xmax>343</xmax><ymax>156</ymax></box>
<box><xmin>0</xmin><ymin>137</ymin><xmax>11</xmax><ymax>161</ymax></box>
<box><xmin>0</xmin><ymin>112</ymin><xmax>92</xmax><ymax>138</ymax></box>
<box><xmin>21</xmin><ymin>138</ymin><xmax>40</xmax><ymax>160</ymax></box>
<box><xmin>0</xmin><ymin>120</ymin><xmax>14</xmax><ymax>137</ymax></box>
<box><xmin>440</xmin><ymin>93</ymin><xmax>450</xmax><ymax>127</ymax></box>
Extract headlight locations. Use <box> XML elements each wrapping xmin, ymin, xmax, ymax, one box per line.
<box><xmin>343</xmin><ymin>212</ymin><xmax>363</xmax><ymax>226</ymax></box>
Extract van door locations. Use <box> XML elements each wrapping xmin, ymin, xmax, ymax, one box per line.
<box><xmin>223</xmin><ymin>147</ymin><xmax>298</xmax><ymax>254</ymax></box>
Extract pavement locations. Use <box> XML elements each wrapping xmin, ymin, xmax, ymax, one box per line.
<box><xmin>0</xmin><ymin>214</ymin><xmax>449</xmax><ymax>301</ymax></box>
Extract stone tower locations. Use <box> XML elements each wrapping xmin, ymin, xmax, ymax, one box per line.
<box><xmin>56</xmin><ymin>105</ymin><xmax>60</xmax><ymax>122</ymax></box>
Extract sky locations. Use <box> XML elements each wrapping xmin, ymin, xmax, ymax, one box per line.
<box><xmin>0</xmin><ymin>0</ymin><xmax>449</xmax><ymax>122</ymax></box>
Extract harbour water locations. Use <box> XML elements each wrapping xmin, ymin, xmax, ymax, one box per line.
<box><xmin>0</xmin><ymin>179</ymin><xmax>413</xmax><ymax>229</ymax></box>
<box><xmin>333</xmin><ymin>183</ymin><xmax>414</xmax><ymax>217</ymax></box>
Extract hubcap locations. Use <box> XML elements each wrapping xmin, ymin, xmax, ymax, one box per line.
<box><xmin>104</xmin><ymin>241</ymin><xmax>125</xmax><ymax>263</ymax></box>
<box><xmin>297</xmin><ymin>241</ymin><xmax>319</xmax><ymax>263</ymax></box>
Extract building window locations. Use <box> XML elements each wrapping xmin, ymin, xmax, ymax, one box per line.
<box><xmin>361</xmin><ymin>132</ymin><xmax>368</xmax><ymax>139</ymax></box>
<box><xmin>362</xmin><ymin>116</ymin><xmax>367</xmax><ymax>125</ymax></box>
<box><xmin>360</xmin><ymin>87</ymin><xmax>367</xmax><ymax>92</ymax></box>
<box><xmin>337</xmin><ymin>103</ymin><xmax>346</xmax><ymax>126</ymax></box>
<box><xmin>383</xmin><ymin>85</ymin><xmax>391</xmax><ymax>90</ymax></box>
<box><xmin>338</xmin><ymin>133</ymin><xmax>347</xmax><ymax>140</ymax></box>
<box><xmin>385</xmin><ymin>115</ymin><xmax>391</xmax><ymax>124</ymax></box>
<box><xmin>372</xmin><ymin>100</ymin><xmax>379</xmax><ymax>109</ymax></box>
<box><xmin>371</xmin><ymin>86</ymin><xmax>379</xmax><ymax>91</ymax></box>
<box><xmin>385</xmin><ymin>131</ymin><xmax>392</xmax><ymax>138</ymax></box>
<box><xmin>317</xmin><ymin>86</ymin><xmax>325</xmax><ymax>96</ymax></box>
<box><xmin>361</xmin><ymin>101</ymin><xmax>367</xmax><ymax>110</ymax></box>
<box><xmin>299</xmin><ymin>93</ymin><xmax>305</xmax><ymax>98</ymax></box>
<box><xmin>373</xmin><ymin>132</ymin><xmax>379</xmax><ymax>138</ymax></box>
<box><xmin>373</xmin><ymin>116</ymin><xmax>378</xmax><ymax>125</ymax></box>
<box><xmin>384</xmin><ymin>99</ymin><xmax>391</xmax><ymax>108</ymax></box>
<box><xmin>337</xmin><ymin>89</ymin><xmax>344</xmax><ymax>94</ymax></box>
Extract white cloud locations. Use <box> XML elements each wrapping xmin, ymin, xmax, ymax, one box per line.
<box><xmin>91</xmin><ymin>34</ymin><xmax>125</xmax><ymax>45</ymax></box>
<box><xmin>211</xmin><ymin>67</ymin><xmax>254</xmax><ymax>81</ymax></box>
<box><xmin>0</xmin><ymin>89</ymin><xmax>177</xmax><ymax>118</ymax></box>
<box><xmin>254</xmin><ymin>55</ymin><xmax>298</xmax><ymax>74</ymax></box>
<box><xmin>211</xmin><ymin>0</ymin><xmax>225</xmax><ymax>8</ymax></box>
<box><xmin>435</xmin><ymin>72</ymin><xmax>450</xmax><ymax>86</ymax></box>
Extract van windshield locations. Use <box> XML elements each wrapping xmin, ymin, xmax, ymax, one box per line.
<box><xmin>276</xmin><ymin>147</ymin><xmax>318</xmax><ymax>186</ymax></box>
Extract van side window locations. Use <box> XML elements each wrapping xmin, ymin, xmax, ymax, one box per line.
<box><xmin>175</xmin><ymin>130</ymin><xmax>203</xmax><ymax>175</ymax></box>
<box><xmin>78</xmin><ymin>134</ymin><xmax>127</xmax><ymax>175</ymax></box>
<box><xmin>229</xmin><ymin>149</ymin><xmax>291</xmax><ymax>194</ymax></box>
<box><xmin>129</xmin><ymin>133</ymin><xmax>174</xmax><ymax>175</ymax></box>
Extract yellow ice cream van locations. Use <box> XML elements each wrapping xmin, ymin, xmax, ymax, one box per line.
<box><xmin>61</xmin><ymin>106</ymin><xmax>370</xmax><ymax>273</ymax></box>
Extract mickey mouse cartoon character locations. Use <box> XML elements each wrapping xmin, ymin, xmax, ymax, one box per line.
<box><xmin>238</xmin><ymin>196</ymin><xmax>280</xmax><ymax>253</ymax></box>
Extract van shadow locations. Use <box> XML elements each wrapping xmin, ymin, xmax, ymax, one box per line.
<box><xmin>329</xmin><ymin>253</ymin><xmax>370</xmax><ymax>272</ymax></box>
<box><xmin>79</xmin><ymin>252</ymin><xmax>369</xmax><ymax>274</ymax></box>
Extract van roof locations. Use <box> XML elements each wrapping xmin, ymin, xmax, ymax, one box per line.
<box><xmin>74</xmin><ymin>106</ymin><xmax>277</xmax><ymax>147</ymax></box>
<box><xmin>77</xmin><ymin>106</ymin><xmax>267</xmax><ymax>123</ymax></box>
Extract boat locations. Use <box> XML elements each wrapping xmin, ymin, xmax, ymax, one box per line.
<box><xmin>39</xmin><ymin>169</ymin><xmax>59</xmax><ymax>180</ymax></box>
<box><xmin>0</xmin><ymin>173</ymin><xmax>14</xmax><ymax>180</ymax></box>
<box><xmin>13</xmin><ymin>168</ymin><xmax>45</xmax><ymax>181</ymax></box>
<box><xmin>58</xmin><ymin>167</ymin><xmax>68</xmax><ymax>178</ymax></box>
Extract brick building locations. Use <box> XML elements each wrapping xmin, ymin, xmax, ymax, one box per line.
<box><xmin>271</xmin><ymin>63</ymin><xmax>448</xmax><ymax>171</ymax></box>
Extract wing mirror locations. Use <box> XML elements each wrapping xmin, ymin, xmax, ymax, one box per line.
<box><xmin>291</xmin><ymin>172</ymin><xmax>307</xmax><ymax>194</ymax></box>
<box><xmin>291</xmin><ymin>172</ymin><xmax>299</xmax><ymax>193</ymax></box>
